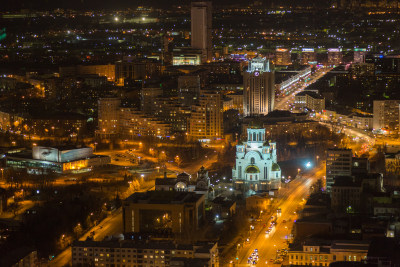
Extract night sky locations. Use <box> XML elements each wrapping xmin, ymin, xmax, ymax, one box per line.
<box><xmin>3</xmin><ymin>0</ymin><xmax>330</xmax><ymax>11</ymax></box>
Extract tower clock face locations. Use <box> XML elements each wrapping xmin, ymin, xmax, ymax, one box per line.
<box><xmin>254</xmin><ymin>71</ymin><xmax>260</xmax><ymax>76</ymax></box>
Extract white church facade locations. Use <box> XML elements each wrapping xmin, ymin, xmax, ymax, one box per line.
<box><xmin>232</xmin><ymin>127</ymin><xmax>281</xmax><ymax>192</ymax></box>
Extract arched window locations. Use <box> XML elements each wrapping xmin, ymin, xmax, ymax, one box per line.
<box><xmin>253</xmin><ymin>132</ymin><xmax>256</xmax><ymax>141</ymax></box>
<box><xmin>251</xmin><ymin>157</ymin><xmax>255</xmax><ymax>164</ymax></box>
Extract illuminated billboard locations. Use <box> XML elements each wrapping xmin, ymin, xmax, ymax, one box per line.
<box><xmin>328</xmin><ymin>48</ymin><xmax>342</xmax><ymax>52</ymax></box>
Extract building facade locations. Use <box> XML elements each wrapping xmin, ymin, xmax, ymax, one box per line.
<box><xmin>354</xmin><ymin>48</ymin><xmax>368</xmax><ymax>63</ymax></box>
<box><xmin>326</xmin><ymin>148</ymin><xmax>353</xmax><ymax>192</ymax></box>
<box><xmin>243</xmin><ymin>58</ymin><xmax>275</xmax><ymax>116</ymax></box>
<box><xmin>122</xmin><ymin>191</ymin><xmax>205</xmax><ymax>236</ymax></box>
<box><xmin>232</xmin><ymin>128</ymin><xmax>281</xmax><ymax>192</ymax></box>
<box><xmin>191</xmin><ymin>1</ymin><xmax>212</xmax><ymax>63</ymax></box>
<box><xmin>275</xmin><ymin>48</ymin><xmax>291</xmax><ymax>65</ymax></box>
<box><xmin>373</xmin><ymin>100</ymin><xmax>400</xmax><ymax>134</ymax></box>
<box><xmin>72</xmin><ymin>239</ymin><xmax>219</xmax><ymax>267</ymax></box>
<box><xmin>301</xmin><ymin>48</ymin><xmax>317</xmax><ymax>65</ymax></box>
<box><xmin>188</xmin><ymin>90</ymin><xmax>223</xmax><ymax>140</ymax></box>
<box><xmin>294</xmin><ymin>91</ymin><xmax>325</xmax><ymax>113</ymax></box>
<box><xmin>328</xmin><ymin>48</ymin><xmax>343</xmax><ymax>66</ymax></box>
<box><xmin>97</xmin><ymin>98</ymin><xmax>121</xmax><ymax>139</ymax></box>
<box><xmin>288</xmin><ymin>240</ymin><xmax>369</xmax><ymax>266</ymax></box>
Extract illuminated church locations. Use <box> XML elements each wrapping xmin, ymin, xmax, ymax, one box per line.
<box><xmin>232</xmin><ymin>127</ymin><xmax>281</xmax><ymax>192</ymax></box>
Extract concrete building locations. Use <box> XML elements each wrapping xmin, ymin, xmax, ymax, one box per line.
<box><xmin>97</xmin><ymin>98</ymin><xmax>172</xmax><ymax>139</ymax></box>
<box><xmin>328</xmin><ymin>48</ymin><xmax>343</xmax><ymax>66</ymax></box>
<box><xmin>354</xmin><ymin>48</ymin><xmax>368</xmax><ymax>63</ymax></box>
<box><xmin>243</xmin><ymin>58</ymin><xmax>275</xmax><ymax>116</ymax></box>
<box><xmin>242</xmin><ymin>111</ymin><xmax>319</xmax><ymax>139</ymax></box>
<box><xmin>188</xmin><ymin>90</ymin><xmax>223</xmax><ymax>141</ymax></box>
<box><xmin>59</xmin><ymin>64</ymin><xmax>115</xmax><ymax>81</ymax></box>
<box><xmin>275</xmin><ymin>66</ymin><xmax>311</xmax><ymax>92</ymax></box>
<box><xmin>172</xmin><ymin>48</ymin><xmax>202</xmax><ymax>66</ymax></box>
<box><xmin>294</xmin><ymin>91</ymin><xmax>325</xmax><ymax>113</ymax></box>
<box><xmin>97</xmin><ymin>98</ymin><xmax>121</xmax><ymax>139</ymax></box>
<box><xmin>141</xmin><ymin>85</ymin><xmax>163</xmax><ymax>114</ymax></box>
<box><xmin>351</xmin><ymin>114</ymin><xmax>373</xmax><ymax>130</ymax></box>
<box><xmin>301</xmin><ymin>48</ymin><xmax>317</xmax><ymax>65</ymax></box>
<box><xmin>232</xmin><ymin>127</ymin><xmax>281</xmax><ymax>192</ymax></box>
<box><xmin>115</xmin><ymin>59</ymin><xmax>161</xmax><ymax>85</ymax></box>
<box><xmin>152</xmin><ymin>97</ymin><xmax>191</xmax><ymax>132</ymax></box>
<box><xmin>226</xmin><ymin>92</ymin><xmax>244</xmax><ymax>114</ymax></box>
<box><xmin>288</xmin><ymin>240</ymin><xmax>369</xmax><ymax>266</ymax></box>
<box><xmin>191</xmin><ymin>1</ymin><xmax>212</xmax><ymax>63</ymax></box>
<box><xmin>373</xmin><ymin>100</ymin><xmax>400</xmax><ymax>134</ymax></box>
<box><xmin>122</xmin><ymin>191</ymin><xmax>205</xmax><ymax>235</ymax></box>
<box><xmin>6</xmin><ymin>146</ymin><xmax>110</xmax><ymax>174</ymax></box>
<box><xmin>245</xmin><ymin>192</ymin><xmax>272</xmax><ymax>212</ymax></box>
<box><xmin>72</xmin><ymin>239</ymin><xmax>219</xmax><ymax>267</ymax></box>
<box><xmin>275</xmin><ymin>48</ymin><xmax>291</xmax><ymax>65</ymax></box>
<box><xmin>178</xmin><ymin>75</ymin><xmax>201</xmax><ymax>107</ymax></box>
<box><xmin>331</xmin><ymin>176</ymin><xmax>362</xmax><ymax>213</ymax></box>
<box><xmin>119</xmin><ymin>108</ymin><xmax>171</xmax><ymax>138</ymax></box>
<box><xmin>0</xmin><ymin>247</ymin><xmax>38</xmax><ymax>267</ymax></box>
<box><xmin>351</xmin><ymin>63</ymin><xmax>375</xmax><ymax>76</ymax></box>
<box><xmin>326</xmin><ymin>148</ymin><xmax>353</xmax><ymax>192</ymax></box>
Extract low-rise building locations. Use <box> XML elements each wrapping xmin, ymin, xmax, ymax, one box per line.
<box><xmin>72</xmin><ymin>238</ymin><xmax>219</xmax><ymax>267</ymax></box>
<box><xmin>288</xmin><ymin>240</ymin><xmax>369</xmax><ymax>266</ymax></box>
<box><xmin>351</xmin><ymin>114</ymin><xmax>373</xmax><ymax>130</ymax></box>
<box><xmin>245</xmin><ymin>192</ymin><xmax>272</xmax><ymax>213</ymax></box>
<box><xmin>122</xmin><ymin>191</ymin><xmax>205</xmax><ymax>236</ymax></box>
<box><xmin>6</xmin><ymin>145</ymin><xmax>110</xmax><ymax>174</ymax></box>
<box><xmin>294</xmin><ymin>91</ymin><xmax>325</xmax><ymax>113</ymax></box>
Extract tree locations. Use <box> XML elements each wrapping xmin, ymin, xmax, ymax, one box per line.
<box><xmin>8</xmin><ymin>201</ymin><xmax>21</xmax><ymax>216</ymax></box>
<box><xmin>310</xmin><ymin>178</ymin><xmax>324</xmax><ymax>194</ymax></box>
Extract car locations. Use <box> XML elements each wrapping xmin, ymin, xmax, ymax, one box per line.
<box><xmin>270</xmin><ymin>259</ymin><xmax>274</xmax><ymax>262</ymax></box>
<box><xmin>282</xmin><ymin>220</ymin><xmax>287</xmax><ymax>223</ymax></box>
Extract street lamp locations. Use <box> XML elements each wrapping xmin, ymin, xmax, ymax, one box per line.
<box><xmin>0</xmin><ymin>168</ymin><xmax>3</xmax><ymax>180</ymax></box>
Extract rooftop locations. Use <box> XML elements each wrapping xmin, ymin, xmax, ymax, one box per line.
<box><xmin>124</xmin><ymin>191</ymin><xmax>203</xmax><ymax>205</ymax></box>
<box><xmin>296</xmin><ymin>90</ymin><xmax>324</xmax><ymax>99</ymax></box>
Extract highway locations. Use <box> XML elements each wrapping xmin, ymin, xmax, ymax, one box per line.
<box><xmin>234</xmin><ymin>165</ymin><xmax>324</xmax><ymax>266</ymax></box>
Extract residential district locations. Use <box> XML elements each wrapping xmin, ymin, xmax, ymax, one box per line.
<box><xmin>0</xmin><ymin>0</ymin><xmax>400</xmax><ymax>267</ymax></box>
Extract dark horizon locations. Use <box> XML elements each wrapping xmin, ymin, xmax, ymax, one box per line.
<box><xmin>2</xmin><ymin>0</ymin><xmax>332</xmax><ymax>11</ymax></box>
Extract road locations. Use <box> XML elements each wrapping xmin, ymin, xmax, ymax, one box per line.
<box><xmin>234</xmin><ymin>165</ymin><xmax>324</xmax><ymax>266</ymax></box>
<box><xmin>49</xmin><ymin>146</ymin><xmax>223</xmax><ymax>266</ymax></box>
<box><xmin>275</xmin><ymin>68</ymin><xmax>331</xmax><ymax>111</ymax></box>
<box><xmin>50</xmin><ymin>208</ymin><xmax>123</xmax><ymax>267</ymax></box>
<box><xmin>97</xmin><ymin>147</ymin><xmax>221</xmax><ymax>177</ymax></box>
<box><xmin>50</xmin><ymin>185</ymin><xmax>155</xmax><ymax>267</ymax></box>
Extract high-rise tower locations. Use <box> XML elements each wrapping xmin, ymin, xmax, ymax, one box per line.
<box><xmin>191</xmin><ymin>1</ymin><xmax>212</xmax><ymax>63</ymax></box>
<box><xmin>243</xmin><ymin>58</ymin><xmax>275</xmax><ymax>116</ymax></box>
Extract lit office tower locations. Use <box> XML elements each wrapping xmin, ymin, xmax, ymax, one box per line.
<box><xmin>326</xmin><ymin>148</ymin><xmax>352</xmax><ymax>193</ymax></box>
<box><xmin>243</xmin><ymin>58</ymin><xmax>275</xmax><ymax>116</ymax></box>
<box><xmin>188</xmin><ymin>90</ymin><xmax>223</xmax><ymax>140</ymax></box>
<box><xmin>373</xmin><ymin>100</ymin><xmax>400</xmax><ymax>134</ymax></box>
<box><xmin>191</xmin><ymin>1</ymin><xmax>212</xmax><ymax>63</ymax></box>
<box><xmin>97</xmin><ymin>97</ymin><xmax>121</xmax><ymax>139</ymax></box>
<box><xmin>354</xmin><ymin>48</ymin><xmax>367</xmax><ymax>63</ymax></box>
<box><xmin>275</xmin><ymin>48</ymin><xmax>291</xmax><ymax>65</ymax></box>
<box><xmin>301</xmin><ymin>48</ymin><xmax>317</xmax><ymax>65</ymax></box>
<box><xmin>327</xmin><ymin>48</ymin><xmax>343</xmax><ymax>66</ymax></box>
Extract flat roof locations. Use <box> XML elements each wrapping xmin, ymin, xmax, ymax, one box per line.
<box><xmin>125</xmin><ymin>190</ymin><xmax>203</xmax><ymax>205</ymax></box>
